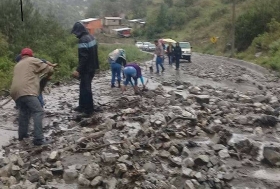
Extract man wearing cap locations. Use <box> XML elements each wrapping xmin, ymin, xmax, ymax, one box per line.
<box><xmin>121</xmin><ymin>63</ymin><xmax>146</xmax><ymax>94</ymax></box>
<box><xmin>71</xmin><ymin>22</ymin><xmax>99</xmax><ymax>115</ymax></box>
<box><xmin>10</xmin><ymin>48</ymin><xmax>54</xmax><ymax>145</ymax></box>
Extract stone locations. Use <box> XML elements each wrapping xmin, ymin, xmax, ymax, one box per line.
<box><xmin>263</xmin><ymin>147</ymin><xmax>280</xmax><ymax>166</ymax></box>
<box><xmin>194</xmin><ymin>155</ymin><xmax>209</xmax><ymax>166</ymax></box>
<box><xmin>83</xmin><ymin>163</ymin><xmax>100</xmax><ymax>179</ymax></box>
<box><xmin>194</xmin><ymin>172</ymin><xmax>202</xmax><ymax>180</ymax></box>
<box><xmin>195</xmin><ymin>95</ymin><xmax>210</xmax><ymax>104</ymax></box>
<box><xmin>254</xmin><ymin>127</ymin><xmax>263</xmax><ymax>135</ymax></box>
<box><xmin>103</xmin><ymin>131</ymin><xmax>122</xmax><ymax>144</ymax></box>
<box><xmin>39</xmin><ymin>168</ymin><xmax>53</xmax><ymax>181</ymax></box>
<box><xmin>169</xmin><ymin>146</ymin><xmax>180</xmax><ymax>156</ymax></box>
<box><xmin>8</xmin><ymin>176</ymin><xmax>17</xmax><ymax>186</ymax></box>
<box><xmin>159</xmin><ymin>150</ymin><xmax>171</xmax><ymax>158</ymax></box>
<box><xmin>63</xmin><ymin>169</ymin><xmax>78</xmax><ymax>181</ymax></box>
<box><xmin>48</xmin><ymin>151</ymin><xmax>60</xmax><ymax>162</ymax></box>
<box><xmin>11</xmin><ymin>165</ymin><xmax>20</xmax><ymax>175</ymax></box>
<box><xmin>91</xmin><ymin>176</ymin><xmax>103</xmax><ymax>187</ymax></box>
<box><xmin>218</xmin><ymin>149</ymin><xmax>230</xmax><ymax>159</ymax></box>
<box><xmin>104</xmin><ymin>177</ymin><xmax>117</xmax><ymax>189</ymax></box>
<box><xmin>150</xmin><ymin>113</ymin><xmax>166</xmax><ymax>125</ymax></box>
<box><xmin>182</xmin><ymin>167</ymin><xmax>193</xmax><ymax>177</ymax></box>
<box><xmin>185</xmin><ymin>180</ymin><xmax>195</xmax><ymax>189</ymax></box>
<box><xmin>177</xmin><ymin>85</ymin><xmax>184</xmax><ymax>90</ymax></box>
<box><xmin>155</xmin><ymin>95</ymin><xmax>166</xmax><ymax>106</ymax></box>
<box><xmin>254</xmin><ymin>115</ymin><xmax>278</xmax><ymax>127</ymax></box>
<box><xmin>182</xmin><ymin>158</ymin><xmax>195</xmax><ymax>168</ymax></box>
<box><xmin>234</xmin><ymin>115</ymin><xmax>248</xmax><ymax>125</ymax></box>
<box><xmin>182</xmin><ymin>147</ymin><xmax>191</xmax><ymax>157</ymax></box>
<box><xmin>212</xmin><ymin>144</ymin><xmax>226</xmax><ymax>151</ymax></box>
<box><xmin>78</xmin><ymin>174</ymin><xmax>91</xmax><ymax>186</ymax></box>
<box><xmin>143</xmin><ymin>162</ymin><xmax>157</xmax><ymax>172</ymax></box>
<box><xmin>188</xmin><ymin>86</ymin><xmax>201</xmax><ymax>95</ymax></box>
<box><xmin>115</xmin><ymin>163</ymin><xmax>127</xmax><ymax>176</ymax></box>
<box><xmin>102</xmin><ymin>153</ymin><xmax>119</xmax><ymax>163</ymax></box>
<box><xmin>27</xmin><ymin>168</ymin><xmax>40</xmax><ymax>183</ymax></box>
<box><xmin>223</xmin><ymin>173</ymin><xmax>234</xmax><ymax>181</ymax></box>
<box><xmin>169</xmin><ymin>156</ymin><xmax>182</xmax><ymax>167</ymax></box>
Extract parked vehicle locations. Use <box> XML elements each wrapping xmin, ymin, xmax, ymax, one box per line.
<box><xmin>179</xmin><ymin>42</ymin><xmax>192</xmax><ymax>62</ymax></box>
<box><xmin>147</xmin><ymin>44</ymin><xmax>156</xmax><ymax>52</ymax></box>
<box><xmin>135</xmin><ymin>42</ymin><xmax>143</xmax><ymax>49</ymax></box>
<box><xmin>142</xmin><ymin>42</ymin><xmax>152</xmax><ymax>51</ymax></box>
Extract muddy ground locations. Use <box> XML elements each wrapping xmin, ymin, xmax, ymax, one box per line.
<box><xmin>1</xmin><ymin>53</ymin><xmax>280</xmax><ymax>189</ymax></box>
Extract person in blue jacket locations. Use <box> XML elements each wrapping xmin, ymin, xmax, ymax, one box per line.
<box><xmin>121</xmin><ymin>63</ymin><xmax>146</xmax><ymax>94</ymax></box>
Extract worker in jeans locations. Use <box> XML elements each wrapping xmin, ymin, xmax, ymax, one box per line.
<box><xmin>108</xmin><ymin>49</ymin><xmax>126</xmax><ymax>88</ymax></box>
<box><xmin>10</xmin><ymin>48</ymin><xmax>54</xmax><ymax>145</ymax></box>
<box><xmin>154</xmin><ymin>40</ymin><xmax>165</xmax><ymax>74</ymax></box>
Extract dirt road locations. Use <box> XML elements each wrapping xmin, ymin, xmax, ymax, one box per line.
<box><xmin>0</xmin><ymin>53</ymin><xmax>280</xmax><ymax>189</ymax></box>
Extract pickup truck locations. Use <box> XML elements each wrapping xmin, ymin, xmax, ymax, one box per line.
<box><xmin>179</xmin><ymin>42</ymin><xmax>192</xmax><ymax>62</ymax></box>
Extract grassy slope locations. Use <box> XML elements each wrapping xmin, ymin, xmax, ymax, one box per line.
<box><xmin>151</xmin><ymin>0</ymin><xmax>255</xmax><ymax>56</ymax></box>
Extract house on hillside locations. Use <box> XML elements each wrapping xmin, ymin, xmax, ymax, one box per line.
<box><xmin>80</xmin><ymin>18</ymin><xmax>102</xmax><ymax>35</ymax></box>
<box><xmin>102</xmin><ymin>17</ymin><xmax>123</xmax><ymax>34</ymax></box>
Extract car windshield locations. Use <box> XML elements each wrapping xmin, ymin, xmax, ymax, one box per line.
<box><xmin>179</xmin><ymin>42</ymin><xmax>190</xmax><ymax>48</ymax></box>
<box><xmin>144</xmin><ymin>42</ymin><xmax>151</xmax><ymax>45</ymax></box>
<box><xmin>149</xmin><ymin>44</ymin><xmax>155</xmax><ymax>47</ymax></box>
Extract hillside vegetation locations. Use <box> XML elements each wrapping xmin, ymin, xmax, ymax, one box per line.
<box><xmin>0</xmin><ymin>0</ymin><xmax>150</xmax><ymax>90</ymax></box>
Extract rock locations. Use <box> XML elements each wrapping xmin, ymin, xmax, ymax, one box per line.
<box><xmin>254</xmin><ymin>127</ymin><xmax>263</xmax><ymax>135</ymax></box>
<box><xmin>11</xmin><ymin>165</ymin><xmax>20</xmax><ymax>175</ymax></box>
<box><xmin>104</xmin><ymin>177</ymin><xmax>117</xmax><ymax>189</ymax></box>
<box><xmin>150</xmin><ymin>113</ymin><xmax>166</xmax><ymax>125</ymax></box>
<box><xmin>182</xmin><ymin>147</ymin><xmax>191</xmax><ymax>157</ymax></box>
<box><xmin>194</xmin><ymin>155</ymin><xmax>209</xmax><ymax>166</ymax></box>
<box><xmin>263</xmin><ymin>147</ymin><xmax>280</xmax><ymax>166</ymax></box>
<box><xmin>91</xmin><ymin>176</ymin><xmax>103</xmax><ymax>187</ymax></box>
<box><xmin>182</xmin><ymin>167</ymin><xmax>193</xmax><ymax>177</ymax></box>
<box><xmin>169</xmin><ymin>146</ymin><xmax>180</xmax><ymax>156</ymax></box>
<box><xmin>115</xmin><ymin>163</ymin><xmax>127</xmax><ymax>176</ymax></box>
<box><xmin>48</xmin><ymin>151</ymin><xmax>60</xmax><ymax>162</ymax></box>
<box><xmin>254</xmin><ymin>115</ymin><xmax>278</xmax><ymax>127</ymax></box>
<box><xmin>63</xmin><ymin>169</ymin><xmax>78</xmax><ymax>181</ymax></box>
<box><xmin>182</xmin><ymin>158</ymin><xmax>195</xmax><ymax>168</ymax></box>
<box><xmin>176</xmin><ymin>85</ymin><xmax>184</xmax><ymax>90</ymax></box>
<box><xmin>39</xmin><ymin>168</ymin><xmax>53</xmax><ymax>181</ymax></box>
<box><xmin>212</xmin><ymin>144</ymin><xmax>226</xmax><ymax>151</ymax></box>
<box><xmin>143</xmin><ymin>162</ymin><xmax>157</xmax><ymax>172</ymax></box>
<box><xmin>252</xmin><ymin>95</ymin><xmax>268</xmax><ymax>103</ymax></box>
<box><xmin>238</xmin><ymin>94</ymin><xmax>252</xmax><ymax>103</ymax></box>
<box><xmin>83</xmin><ymin>163</ymin><xmax>100</xmax><ymax>179</ymax></box>
<box><xmin>50</xmin><ymin>167</ymin><xmax>64</xmax><ymax>175</ymax></box>
<box><xmin>155</xmin><ymin>95</ymin><xmax>166</xmax><ymax>106</ymax></box>
<box><xmin>8</xmin><ymin>176</ymin><xmax>17</xmax><ymax>186</ymax></box>
<box><xmin>223</xmin><ymin>173</ymin><xmax>234</xmax><ymax>181</ymax></box>
<box><xmin>189</xmin><ymin>86</ymin><xmax>201</xmax><ymax>95</ymax></box>
<box><xmin>78</xmin><ymin>174</ymin><xmax>91</xmax><ymax>186</ymax></box>
<box><xmin>103</xmin><ymin>131</ymin><xmax>122</xmax><ymax>144</ymax></box>
<box><xmin>218</xmin><ymin>149</ymin><xmax>230</xmax><ymax>159</ymax></box>
<box><xmin>234</xmin><ymin>115</ymin><xmax>248</xmax><ymax>125</ymax></box>
<box><xmin>159</xmin><ymin>150</ymin><xmax>171</xmax><ymax>158</ymax></box>
<box><xmin>27</xmin><ymin>168</ymin><xmax>40</xmax><ymax>183</ymax></box>
<box><xmin>195</xmin><ymin>95</ymin><xmax>210</xmax><ymax>104</ymax></box>
<box><xmin>194</xmin><ymin>172</ymin><xmax>202</xmax><ymax>180</ymax></box>
<box><xmin>185</xmin><ymin>180</ymin><xmax>195</xmax><ymax>189</ymax></box>
<box><xmin>102</xmin><ymin>153</ymin><xmax>119</xmax><ymax>163</ymax></box>
<box><xmin>169</xmin><ymin>156</ymin><xmax>182</xmax><ymax>167</ymax></box>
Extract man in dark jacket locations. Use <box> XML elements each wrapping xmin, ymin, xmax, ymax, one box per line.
<box><xmin>173</xmin><ymin>42</ymin><xmax>182</xmax><ymax>70</ymax></box>
<box><xmin>166</xmin><ymin>42</ymin><xmax>174</xmax><ymax>65</ymax></box>
<box><xmin>71</xmin><ymin>22</ymin><xmax>99</xmax><ymax>115</ymax></box>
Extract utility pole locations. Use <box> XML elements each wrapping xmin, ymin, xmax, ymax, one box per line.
<box><xmin>231</xmin><ymin>0</ymin><xmax>236</xmax><ymax>57</ymax></box>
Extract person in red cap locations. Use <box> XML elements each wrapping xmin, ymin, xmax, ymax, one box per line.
<box><xmin>10</xmin><ymin>48</ymin><xmax>54</xmax><ymax>146</ymax></box>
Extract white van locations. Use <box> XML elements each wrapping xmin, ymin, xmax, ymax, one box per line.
<box><xmin>179</xmin><ymin>42</ymin><xmax>192</xmax><ymax>62</ymax></box>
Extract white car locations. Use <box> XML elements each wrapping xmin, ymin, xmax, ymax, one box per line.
<box><xmin>142</xmin><ymin>42</ymin><xmax>152</xmax><ymax>51</ymax></box>
<box><xmin>135</xmin><ymin>42</ymin><xmax>143</xmax><ymax>49</ymax></box>
<box><xmin>179</xmin><ymin>42</ymin><xmax>192</xmax><ymax>62</ymax></box>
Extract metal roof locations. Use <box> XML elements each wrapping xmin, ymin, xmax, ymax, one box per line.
<box><xmin>112</xmin><ymin>28</ymin><xmax>132</xmax><ymax>32</ymax></box>
<box><xmin>104</xmin><ymin>17</ymin><xmax>122</xmax><ymax>20</ymax></box>
<box><xmin>80</xmin><ymin>18</ymin><xmax>99</xmax><ymax>23</ymax></box>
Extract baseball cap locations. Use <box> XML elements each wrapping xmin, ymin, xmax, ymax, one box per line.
<box><xmin>21</xmin><ymin>48</ymin><xmax>33</xmax><ymax>57</ymax></box>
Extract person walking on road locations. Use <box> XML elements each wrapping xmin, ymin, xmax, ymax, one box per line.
<box><xmin>71</xmin><ymin>22</ymin><xmax>100</xmax><ymax>115</ymax></box>
<box><xmin>121</xmin><ymin>63</ymin><xmax>146</xmax><ymax>94</ymax></box>
<box><xmin>174</xmin><ymin>42</ymin><xmax>182</xmax><ymax>70</ymax></box>
<box><xmin>166</xmin><ymin>42</ymin><xmax>174</xmax><ymax>65</ymax></box>
<box><xmin>154</xmin><ymin>40</ymin><xmax>165</xmax><ymax>74</ymax></box>
<box><xmin>108</xmin><ymin>49</ymin><xmax>126</xmax><ymax>88</ymax></box>
<box><xmin>10</xmin><ymin>48</ymin><xmax>54</xmax><ymax>145</ymax></box>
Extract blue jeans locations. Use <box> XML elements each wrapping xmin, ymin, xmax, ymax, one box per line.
<box><xmin>38</xmin><ymin>94</ymin><xmax>44</xmax><ymax>107</ymax></box>
<box><xmin>16</xmin><ymin>96</ymin><xmax>44</xmax><ymax>141</ymax></box>
<box><xmin>156</xmin><ymin>56</ymin><xmax>164</xmax><ymax>73</ymax></box>
<box><xmin>168</xmin><ymin>55</ymin><xmax>173</xmax><ymax>65</ymax></box>
<box><xmin>111</xmin><ymin>63</ymin><xmax>122</xmax><ymax>85</ymax></box>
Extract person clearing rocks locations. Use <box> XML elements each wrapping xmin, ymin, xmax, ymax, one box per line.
<box><xmin>108</xmin><ymin>48</ymin><xmax>127</xmax><ymax>88</ymax></box>
<box><xmin>10</xmin><ymin>48</ymin><xmax>54</xmax><ymax>146</ymax></box>
<box><xmin>121</xmin><ymin>63</ymin><xmax>146</xmax><ymax>94</ymax></box>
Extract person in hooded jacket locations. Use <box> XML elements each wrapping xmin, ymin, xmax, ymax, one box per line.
<box><xmin>71</xmin><ymin>22</ymin><xmax>100</xmax><ymax>115</ymax></box>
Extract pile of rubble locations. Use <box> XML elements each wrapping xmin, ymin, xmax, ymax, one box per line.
<box><xmin>1</xmin><ymin>75</ymin><xmax>280</xmax><ymax>189</ymax></box>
